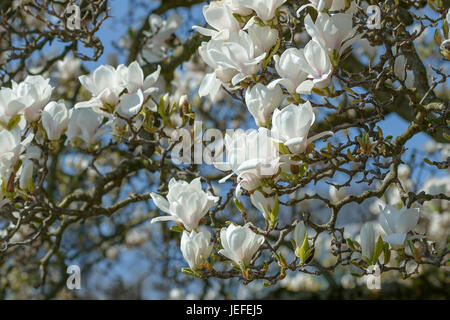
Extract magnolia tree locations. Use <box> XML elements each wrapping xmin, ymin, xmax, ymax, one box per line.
<box><xmin>0</xmin><ymin>0</ymin><xmax>449</xmax><ymax>299</ymax></box>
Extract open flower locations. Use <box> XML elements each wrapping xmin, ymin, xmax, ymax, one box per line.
<box><xmin>11</xmin><ymin>75</ymin><xmax>53</xmax><ymax>122</ymax></box>
<box><xmin>41</xmin><ymin>100</ymin><xmax>69</xmax><ymax>141</ymax></box>
<box><xmin>304</xmin><ymin>13</ymin><xmax>360</xmax><ymax>57</ymax></box>
<box><xmin>378</xmin><ymin>205</ymin><xmax>420</xmax><ymax>249</ymax></box>
<box><xmin>214</xmin><ymin>128</ymin><xmax>280</xmax><ymax>196</ymax></box>
<box><xmin>193</xmin><ymin>2</ymin><xmax>241</xmax><ymax>40</ymax></box>
<box><xmin>67</xmin><ymin>107</ymin><xmax>108</xmax><ymax>147</ymax></box>
<box><xmin>208</xmin><ymin>30</ymin><xmax>266</xmax><ymax>85</ymax></box>
<box><xmin>150</xmin><ymin>178</ymin><xmax>219</xmax><ymax>231</ymax></box>
<box><xmin>180</xmin><ymin>230</ymin><xmax>214</xmax><ymax>271</ymax></box>
<box><xmin>237</xmin><ymin>0</ymin><xmax>287</xmax><ymax>21</ymax></box>
<box><xmin>198</xmin><ymin>39</ymin><xmax>238</xmax><ymax>100</ymax></box>
<box><xmin>0</xmin><ymin>87</ymin><xmax>26</xmax><ymax>129</ymax></box>
<box><xmin>273</xmin><ymin>48</ymin><xmax>308</xmax><ymax>94</ymax></box>
<box><xmin>271</xmin><ymin>102</ymin><xmax>333</xmax><ymax>154</ymax></box>
<box><xmin>297</xmin><ymin>0</ymin><xmax>334</xmax><ymax>14</ymax></box>
<box><xmin>79</xmin><ymin>64</ymin><xmax>127</xmax><ymax>107</ymax></box>
<box><xmin>245</xmin><ymin>81</ymin><xmax>283</xmax><ymax>127</ymax></box>
<box><xmin>56</xmin><ymin>56</ymin><xmax>81</xmax><ymax>80</ymax></box>
<box><xmin>0</xmin><ymin>128</ymin><xmax>34</xmax><ymax>179</ymax></box>
<box><xmin>219</xmin><ymin>223</ymin><xmax>265</xmax><ymax>267</ymax></box>
<box><xmin>244</xmin><ymin>18</ymin><xmax>279</xmax><ymax>56</ymax></box>
<box><xmin>295</xmin><ymin>40</ymin><xmax>333</xmax><ymax>94</ymax></box>
<box><xmin>123</xmin><ymin>61</ymin><xmax>161</xmax><ymax>99</ymax></box>
<box><xmin>116</xmin><ymin>90</ymin><xmax>144</xmax><ymax>118</ymax></box>
<box><xmin>142</xmin><ymin>13</ymin><xmax>183</xmax><ymax>63</ymax></box>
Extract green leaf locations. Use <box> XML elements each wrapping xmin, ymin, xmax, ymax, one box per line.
<box><xmin>269</xmin><ymin>194</ymin><xmax>279</xmax><ymax>227</ymax></box>
<box><xmin>263</xmin><ymin>39</ymin><xmax>281</xmax><ymax>69</ymax></box>
<box><xmin>346</xmin><ymin>238</ymin><xmax>357</xmax><ymax>251</ymax></box>
<box><xmin>7</xmin><ymin>114</ymin><xmax>21</xmax><ymax>130</ymax></box>
<box><xmin>444</xmin><ymin>20</ymin><xmax>449</xmax><ymax>39</ymax></box>
<box><xmin>372</xmin><ymin>236</ymin><xmax>384</xmax><ymax>265</ymax></box>
<box><xmin>234</xmin><ymin>199</ymin><xmax>244</xmax><ymax>213</ymax></box>
<box><xmin>296</xmin><ymin>232</ymin><xmax>312</xmax><ymax>265</ymax></box>
<box><xmin>434</xmin><ymin>29</ymin><xmax>442</xmax><ymax>46</ymax></box>
<box><xmin>170</xmin><ymin>225</ymin><xmax>184</xmax><ymax>233</ymax></box>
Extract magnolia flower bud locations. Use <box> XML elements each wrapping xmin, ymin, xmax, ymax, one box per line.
<box><xmin>250</xmin><ymin>190</ymin><xmax>274</xmax><ymax>221</ymax></box>
<box><xmin>245</xmin><ymin>82</ymin><xmax>283</xmax><ymax>127</ymax></box>
<box><xmin>179</xmin><ymin>95</ymin><xmax>189</xmax><ymax>115</ymax></box>
<box><xmin>180</xmin><ymin>230</ymin><xmax>213</xmax><ymax>271</ymax></box>
<box><xmin>360</xmin><ymin>222</ymin><xmax>376</xmax><ymax>262</ymax></box>
<box><xmin>41</xmin><ymin>100</ymin><xmax>69</xmax><ymax>141</ymax></box>
<box><xmin>219</xmin><ymin>223</ymin><xmax>264</xmax><ymax>267</ymax></box>
<box><xmin>378</xmin><ymin>205</ymin><xmax>420</xmax><ymax>249</ymax></box>
<box><xmin>19</xmin><ymin>159</ymin><xmax>34</xmax><ymax>192</ymax></box>
<box><xmin>151</xmin><ymin>178</ymin><xmax>219</xmax><ymax>231</ymax></box>
<box><xmin>293</xmin><ymin>221</ymin><xmax>306</xmax><ymax>251</ymax></box>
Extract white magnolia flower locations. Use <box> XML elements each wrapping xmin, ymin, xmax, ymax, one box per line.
<box><xmin>244</xmin><ymin>18</ymin><xmax>279</xmax><ymax>56</ymax></box>
<box><xmin>298</xmin><ymin>0</ymin><xmax>334</xmax><ymax>13</ymax></box>
<box><xmin>18</xmin><ymin>159</ymin><xmax>34</xmax><ymax>191</ymax></box>
<box><xmin>41</xmin><ymin>100</ymin><xmax>69</xmax><ymax>141</ymax></box>
<box><xmin>56</xmin><ymin>56</ymin><xmax>81</xmax><ymax>80</ymax></box>
<box><xmin>304</xmin><ymin>13</ymin><xmax>360</xmax><ymax>57</ymax></box>
<box><xmin>193</xmin><ymin>2</ymin><xmax>241</xmax><ymax>39</ymax></box>
<box><xmin>150</xmin><ymin>178</ymin><xmax>219</xmax><ymax>231</ymax></box>
<box><xmin>225</xmin><ymin>0</ymin><xmax>253</xmax><ymax>15</ymax></box>
<box><xmin>245</xmin><ymin>81</ymin><xmax>283</xmax><ymax>127</ymax></box>
<box><xmin>0</xmin><ymin>128</ymin><xmax>33</xmax><ymax>179</ymax></box>
<box><xmin>0</xmin><ymin>87</ymin><xmax>26</xmax><ymax>129</ymax></box>
<box><xmin>378</xmin><ymin>205</ymin><xmax>420</xmax><ymax>249</ymax></box>
<box><xmin>215</xmin><ymin>128</ymin><xmax>280</xmax><ymax>196</ymax></box>
<box><xmin>67</xmin><ymin>107</ymin><xmax>108</xmax><ymax>146</ymax></box>
<box><xmin>360</xmin><ymin>222</ymin><xmax>376</xmax><ymax>262</ymax></box>
<box><xmin>198</xmin><ymin>39</ymin><xmax>238</xmax><ymax>100</ymax></box>
<box><xmin>180</xmin><ymin>230</ymin><xmax>214</xmax><ymax>270</ymax></box>
<box><xmin>79</xmin><ymin>64</ymin><xmax>127</xmax><ymax>107</ymax></box>
<box><xmin>219</xmin><ymin>223</ymin><xmax>265</xmax><ymax>266</ymax></box>
<box><xmin>237</xmin><ymin>0</ymin><xmax>287</xmax><ymax>21</ymax></box>
<box><xmin>250</xmin><ymin>190</ymin><xmax>274</xmax><ymax>221</ymax></box>
<box><xmin>11</xmin><ymin>75</ymin><xmax>53</xmax><ymax>122</ymax></box>
<box><xmin>271</xmin><ymin>102</ymin><xmax>333</xmax><ymax>154</ymax></box>
<box><xmin>142</xmin><ymin>13</ymin><xmax>183</xmax><ymax>63</ymax></box>
<box><xmin>273</xmin><ymin>48</ymin><xmax>308</xmax><ymax>94</ymax></box>
<box><xmin>295</xmin><ymin>40</ymin><xmax>333</xmax><ymax>94</ymax></box>
<box><xmin>123</xmin><ymin>61</ymin><xmax>161</xmax><ymax>99</ymax></box>
<box><xmin>208</xmin><ymin>30</ymin><xmax>266</xmax><ymax>85</ymax></box>
<box><xmin>116</xmin><ymin>90</ymin><xmax>144</xmax><ymax>118</ymax></box>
